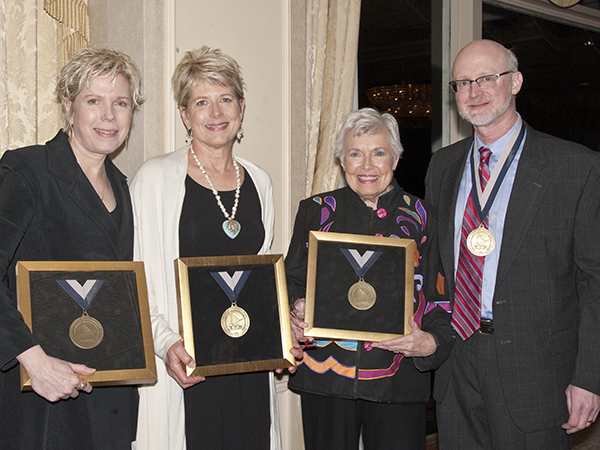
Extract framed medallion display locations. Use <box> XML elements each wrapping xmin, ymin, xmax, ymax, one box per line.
<box><xmin>175</xmin><ymin>254</ymin><xmax>295</xmax><ymax>377</ymax></box>
<box><xmin>305</xmin><ymin>231</ymin><xmax>414</xmax><ymax>342</ymax></box>
<box><xmin>16</xmin><ymin>261</ymin><xmax>157</xmax><ymax>390</ymax></box>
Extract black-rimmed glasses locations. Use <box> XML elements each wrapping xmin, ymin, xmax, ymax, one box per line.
<box><xmin>449</xmin><ymin>71</ymin><xmax>513</xmax><ymax>93</ymax></box>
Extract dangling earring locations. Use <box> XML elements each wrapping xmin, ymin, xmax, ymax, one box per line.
<box><xmin>236</xmin><ymin>123</ymin><xmax>244</xmax><ymax>142</ymax></box>
<box><xmin>69</xmin><ymin>123</ymin><xmax>74</xmax><ymax>137</ymax></box>
<box><xmin>125</xmin><ymin>134</ymin><xmax>129</xmax><ymax>147</ymax></box>
<box><xmin>185</xmin><ymin>128</ymin><xmax>193</xmax><ymax>146</ymax></box>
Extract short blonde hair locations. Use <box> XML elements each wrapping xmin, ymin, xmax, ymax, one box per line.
<box><xmin>55</xmin><ymin>47</ymin><xmax>144</xmax><ymax>130</ymax></box>
<box><xmin>171</xmin><ymin>46</ymin><xmax>245</xmax><ymax>108</ymax></box>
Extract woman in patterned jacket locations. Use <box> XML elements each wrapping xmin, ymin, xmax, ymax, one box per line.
<box><xmin>286</xmin><ymin>108</ymin><xmax>454</xmax><ymax>450</ymax></box>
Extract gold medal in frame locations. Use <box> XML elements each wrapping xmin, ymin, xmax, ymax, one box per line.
<box><xmin>16</xmin><ymin>261</ymin><xmax>157</xmax><ymax>390</ymax></box>
<box><xmin>175</xmin><ymin>254</ymin><xmax>295</xmax><ymax>377</ymax></box>
<box><xmin>305</xmin><ymin>231</ymin><xmax>414</xmax><ymax>342</ymax></box>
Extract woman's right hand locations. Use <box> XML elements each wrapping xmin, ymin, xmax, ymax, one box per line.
<box><xmin>16</xmin><ymin>345</ymin><xmax>95</xmax><ymax>402</ymax></box>
<box><xmin>165</xmin><ymin>340</ymin><xmax>205</xmax><ymax>388</ymax></box>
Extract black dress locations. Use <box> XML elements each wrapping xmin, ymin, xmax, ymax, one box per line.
<box><xmin>0</xmin><ymin>131</ymin><xmax>138</xmax><ymax>450</ymax></box>
<box><xmin>179</xmin><ymin>174</ymin><xmax>271</xmax><ymax>450</ymax></box>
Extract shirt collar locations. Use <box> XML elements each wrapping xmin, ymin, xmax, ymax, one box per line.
<box><xmin>474</xmin><ymin>113</ymin><xmax>522</xmax><ymax>159</ymax></box>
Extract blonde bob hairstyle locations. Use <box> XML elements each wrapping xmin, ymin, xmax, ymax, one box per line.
<box><xmin>171</xmin><ymin>46</ymin><xmax>246</xmax><ymax>108</ymax></box>
<box><xmin>55</xmin><ymin>47</ymin><xmax>144</xmax><ymax>132</ymax></box>
<box><xmin>334</xmin><ymin>108</ymin><xmax>404</xmax><ymax>164</ymax></box>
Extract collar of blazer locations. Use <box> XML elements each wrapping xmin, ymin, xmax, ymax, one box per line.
<box><xmin>46</xmin><ymin>130</ymin><xmax>127</xmax><ymax>188</ymax></box>
<box><xmin>45</xmin><ymin>130</ymin><xmax>130</xmax><ymax>258</ymax></box>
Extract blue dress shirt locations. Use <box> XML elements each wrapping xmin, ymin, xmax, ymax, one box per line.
<box><xmin>453</xmin><ymin>116</ymin><xmax>527</xmax><ymax>319</ymax></box>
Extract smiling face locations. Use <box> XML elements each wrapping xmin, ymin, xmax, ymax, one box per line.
<box><xmin>341</xmin><ymin>131</ymin><xmax>398</xmax><ymax>210</ymax></box>
<box><xmin>452</xmin><ymin>40</ymin><xmax>522</xmax><ymax>135</ymax></box>
<box><xmin>64</xmin><ymin>74</ymin><xmax>132</xmax><ymax>160</ymax></box>
<box><xmin>179</xmin><ymin>80</ymin><xmax>245</xmax><ymax>154</ymax></box>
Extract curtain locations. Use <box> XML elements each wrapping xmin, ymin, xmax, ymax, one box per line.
<box><xmin>44</xmin><ymin>0</ymin><xmax>89</xmax><ymax>66</ymax></box>
<box><xmin>0</xmin><ymin>0</ymin><xmax>66</xmax><ymax>156</ymax></box>
<box><xmin>305</xmin><ymin>0</ymin><xmax>361</xmax><ymax>196</ymax></box>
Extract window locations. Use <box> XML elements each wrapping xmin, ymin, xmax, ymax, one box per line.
<box><xmin>358</xmin><ymin>0</ymin><xmax>600</xmax><ymax>200</ymax></box>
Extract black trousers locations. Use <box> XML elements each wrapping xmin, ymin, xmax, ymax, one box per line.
<box><xmin>300</xmin><ymin>392</ymin><xmax>426</xmax><ymax>450</ymax></box>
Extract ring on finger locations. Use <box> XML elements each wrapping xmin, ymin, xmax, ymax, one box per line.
<box><xmin>77</xmin><ymin>379</ymin><xmax>88</xmax><ymax>391</ymax></box>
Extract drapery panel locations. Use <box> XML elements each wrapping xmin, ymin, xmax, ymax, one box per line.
<box><xmin>0</xmin><ymin>0</ymin><xmax>68</xmax><ymax>156</ymax></box>
<box><xmin>305</xmin><ymin>0</ymin><xmax>361</xmax><ymax>196</ymax></box>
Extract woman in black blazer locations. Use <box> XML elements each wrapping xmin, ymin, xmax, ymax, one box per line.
<box><xmin>0</xmin><ymin>48</ymin><xmax>144</xmax><ymax>449</ymax></box>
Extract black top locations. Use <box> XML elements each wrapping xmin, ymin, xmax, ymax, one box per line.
<box><xmin>179</xmin><ymin>173</ymin><xmax>270</xmax><ymax>449</ymax></box>
<box><xmin>179</xmin><ymin>174</ymin><xmax>264</xmax><ymax>257</ymax></box>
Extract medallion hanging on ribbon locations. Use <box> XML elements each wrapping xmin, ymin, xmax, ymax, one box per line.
<box><xmin>341</xmin><ymin>248</ymin><xmax>382</xmax><ymax>311</ymax></box>
<box><xmin>57</xmin><ymin>279</ymin><xmax>105</xmax><ymax>349</ymax></box>
<box><xmin>467</xmin><ymin>119</ymin><xmax>526</xmax><ymax>257</ymax></box>
<box><xmin>467</xmin><ymin>225</ymin><xmax>496</xmax><ymax>257</ymax></box>
<box><xmin>211</xmin><ymin>270</ymin><xmax>252</xmax><ymax>338</ymax></box>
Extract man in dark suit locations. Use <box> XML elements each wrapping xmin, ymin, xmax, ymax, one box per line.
<box><xmin>425</xmin><ymin>39</ymin><xmax>600</xmax><ymax>449</ymax></box>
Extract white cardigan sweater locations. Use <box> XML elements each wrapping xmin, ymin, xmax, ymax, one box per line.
<box><xmin>130</xmin><ymin>146</ymin><xmax>280</xmax><ymax>450</ymax></box>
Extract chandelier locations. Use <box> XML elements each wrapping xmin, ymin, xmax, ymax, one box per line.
<box><xmin>366</xmin><ymin>84</ymin><xmax>432</xmax><ymax>119</ymax></box>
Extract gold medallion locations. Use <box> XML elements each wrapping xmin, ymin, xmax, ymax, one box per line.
<box><xmin>221</xmin><ymin>303</ymin><xmax>250</xmax><ymax>338</ymax></box>
<box><xmin>69</xmin><ymin>312</ymin><xmax>104</xmax><ymax>349</ymax></box>
<box><xmin>348</xmin><ymin>278</ymin><xmax>377</xmax><ymax>310</ymax></box>
<box><xmin>467</xmin><ymin>225</ymin><xmax>496</xmax><ymax>256</ymax></box>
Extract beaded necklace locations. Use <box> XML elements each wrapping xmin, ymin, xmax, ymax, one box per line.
<box><xmin>189</xmin><ymin>147</ymin><xmax>241</xmax><ymax>239</ymax></box>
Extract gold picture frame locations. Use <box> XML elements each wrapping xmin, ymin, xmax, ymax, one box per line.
<box><xmin>16</xmin><ymin>261</ymin><xmax>157</xmax><ymax>390</ymax></box>
<box><xmin>175</xmin><ymin>254</ymin><xmax>295</xmax><ymax>377</ymax></box>
<box><xmin>305</xmin><ymin>231</ymin><xmax>414</xmax><ymax>342</ymax></box>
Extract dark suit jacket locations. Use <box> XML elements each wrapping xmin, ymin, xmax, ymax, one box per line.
<box><xmin>425</xmin><ymin>123</ymin><xmax>600</xmax><ymax>432</ymax></box>
<box><xmin>0</xmin><ymin>131</ymin><xmax>137</xmax><ymax>449</ymax></box>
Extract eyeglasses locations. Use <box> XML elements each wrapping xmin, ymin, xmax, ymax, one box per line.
<box><xmin>449</xmin><ymin>71</ymin><xmax>513</xmax><ymax>93</ymax></box>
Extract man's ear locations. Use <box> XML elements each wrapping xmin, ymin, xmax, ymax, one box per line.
<box><xmin>511</xmin><ymin>71</ymin><xmax>523</xmax><ymax>96</ymax></box>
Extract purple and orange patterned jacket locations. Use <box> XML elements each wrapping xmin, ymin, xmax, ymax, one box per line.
<box><xmin>286</xmin><ymin>180</ymin><xmax>454</xmax><ymax>403</ymax></box>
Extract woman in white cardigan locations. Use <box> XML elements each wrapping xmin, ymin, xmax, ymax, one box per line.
<box><xmin>130</xmin><ymin>46</ymin><xmax>280</xmax><ymax>450</ymax></box>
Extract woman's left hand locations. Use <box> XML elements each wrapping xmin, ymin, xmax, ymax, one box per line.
<box><xmin>371</xmin><ymin>316</ymin><xmax>437</xmax><ymax>357</ymax></box>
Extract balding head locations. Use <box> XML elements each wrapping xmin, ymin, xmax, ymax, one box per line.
<box><xmin>450</xmin><ymin>40</ymin><xmax>523</xmax><ymax>142</ymax></box>
<box><xmin>452</xmin><ymin>40</ymin><xmax>518</xmax><ymax>81</ymax></box>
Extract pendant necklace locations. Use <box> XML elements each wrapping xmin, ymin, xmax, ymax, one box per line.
<box><xmin>190</xmin><ymin>147</ymin><xmax>241</xmax><ymax>239</ymax></box>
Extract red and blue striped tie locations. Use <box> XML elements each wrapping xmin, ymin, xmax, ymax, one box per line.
<box><xmin>453</xmin><ymin>147</ymin><xmax>492</xmax><ymax>340</ymax></box>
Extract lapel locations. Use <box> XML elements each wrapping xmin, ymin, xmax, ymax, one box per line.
<box><xmin>438</xmin><ymin>138</ymin><xmax>473</xmax><ymax>292</ymax></box>
<box><xmin>46</xmin><ymin>132</ymin><xmax>125</xmax><ymax>259</ymax></box>
<box><xmin>495</xmin><ymin>125</ymin><xmax>549</xmax><ymax>285</ymax></box>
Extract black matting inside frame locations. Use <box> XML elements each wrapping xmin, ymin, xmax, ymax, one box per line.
<box><xmin>188</xmin><ymin>263</ymin><xmax>283</xmax><ymax>366</ymax></box>
<box><xmin>29</xmin><ymin>271</ymin><xmax>146</xmax><ymax>370</ymax></box>
<box><xmin>313</xmin><ymin>241</ymin><xmax>407</xmax><ymax>334</ymax></box>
